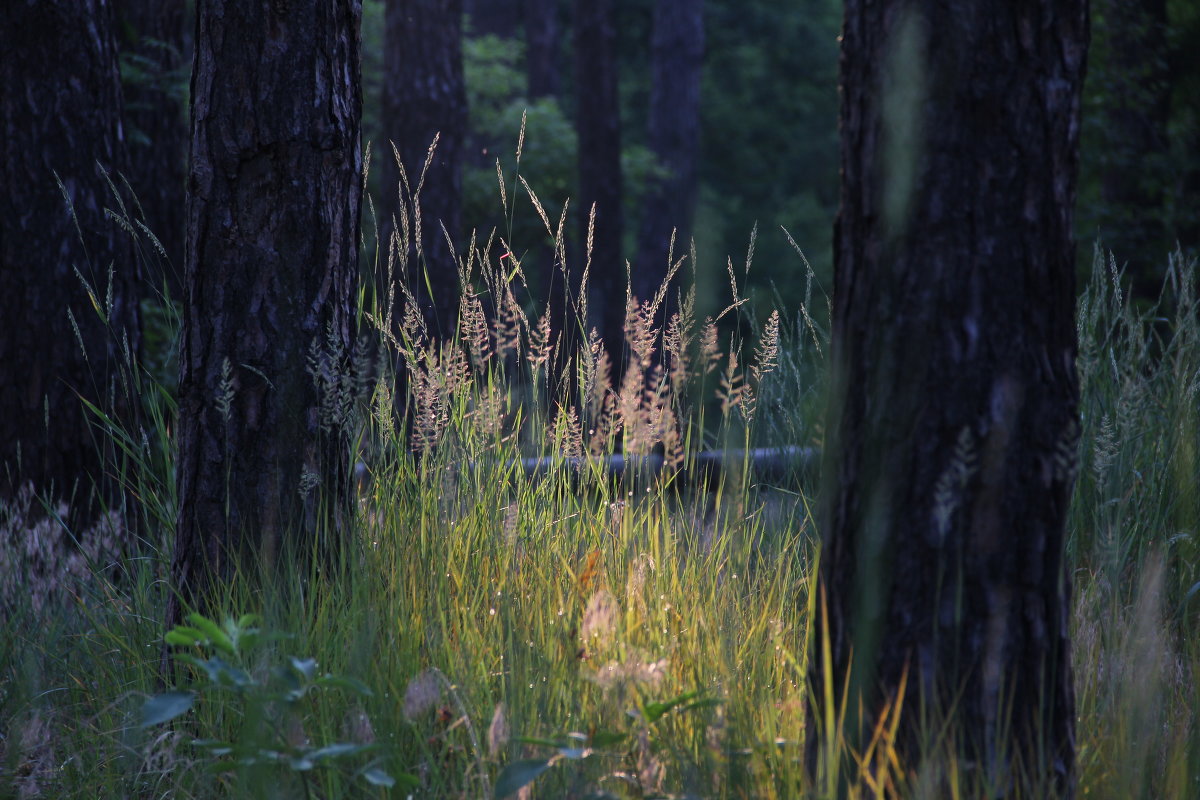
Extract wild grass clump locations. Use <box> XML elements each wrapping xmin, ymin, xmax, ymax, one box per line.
<box><xmin>1</xmin><ymin>141</ymin><xmax>1198</xmax><ymax>797</ymax></box>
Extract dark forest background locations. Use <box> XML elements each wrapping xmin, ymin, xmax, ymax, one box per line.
<box><xmin>119</xmin><ymin>0</ymin><xmax>1200</xmax><ymax>316</ymax></box>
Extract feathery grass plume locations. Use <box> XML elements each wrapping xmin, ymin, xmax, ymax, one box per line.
<box><xmin>589</xmin><ymin>653</ymin><xmax>669</xmax><ymax>694</ymax></box>
<box><xmin>459</xmin><ymin>292</ymin><xmax>492</xmax><ymax>372</ymax></box>
<box><xmin>580</xmin><ymin>589</ymin><xmax>619</xmax><ymax>645</ymax></box>
<box><xmin>700</xmin><ymin>317</ymin><xmax>721</xmax><ymax>374</ymax></box>
<box><xmin>552</xmin><ymin>403</ymin><xmax>584</xmax><ymax>462</ymax></box>
<box><xmin>586</xmin><ymin>330</ymin><xmax>617</xmax><ymax>456</ymax></box>
<box><xmin>624</xmin><ymin>553</ymin><xmax>656</xmax><ymax>613</ymax></box>
<box><xmin>492</xmin><ymin>284</ymin><xmax>523</xmax><ymax>361</ymax></box>
<box><xmin>931</xmin><ymin>426</ymin><xmax>977</xmax><ymax>544</ymax></box>
<box><xmin>527</xmin><ymin>308</ymin><xmax>554</xmax><ymax>373</ymax></box>
<box><xmin>0</xmin><ymin>485</ymin><xmax>126</xmax><ymax>615</ymax></box>
<box><xmin>752</xmin><ymin>309</ymin><xmax>781</xmax><ymax>383</ymax></box>
<box><xmin>372</xmin><ymin>380</ymin><xmax>397</xmax><ymax>443</ymax></box>
<box><xmin>487</xmin><ymin>703</ymin><xmax>510</xmax><ymax>757</ymax></box>
<box><xmin>471</xmin><ymin>384</ymin><xmax>507</xmax><ymax>440</ymax></box>
<box><xmin>403</xmin><ymin>669</ymin><xmax>442</xmax><ymax>720</ymax></box>
<box><xmin>411</xmin><ymin>343</ymin><xmax>468</xmax><ymax>453</ymax></box>
<box><xmin>342</xmin><ymin>709</ymin><xmax>376</xmax><ymax>746</ymax></box>
<box><xmin>717</xmin><ymin>347</ymin><xmax>745</xmax><ymax>419</ymax></box>
<box><xmin>495</xmin><ymin>157</ymin><xmax>507</xmax><ymax>212</ymax></box>
<box><xmin>216</xmin><ymin>357</ymin><xmax>235</xmax><ymax>422</ymax></box>
<box><xmin>520</xmin><ymin>175</ymin><xmax>554</xmax><ymax>240</ymax></box>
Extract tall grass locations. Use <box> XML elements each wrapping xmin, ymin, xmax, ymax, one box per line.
<box><xmin>1</xmin><ymin>151</ymin><xmax>1197</xmax><ymax>797</ymax></box>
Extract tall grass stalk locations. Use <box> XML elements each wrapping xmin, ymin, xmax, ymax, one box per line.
<box><xmin>1</xmin><ymin>153</ymin><xmax>1197</xmax><ymax>796</ymax></box>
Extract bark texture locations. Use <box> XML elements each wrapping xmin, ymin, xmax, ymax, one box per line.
<box><xmin>0</xmin><ymin>0</ymin><xmax>139</xmax><ymax>521</ymax></box>
<box><xmin>811</xmin><ymin>1</ymin><xmax>1088</xmax><ymax>794</ymax></box>
<box><xmin>116</xmin><ymin>0</ymin><xmax>189</xmax><ymax>283</ymax></box>
<box><xmin>633</xmin><ymin>0</ymin><xmax>704</xmax><ymax>310</ymax></box>
<box><xmin>171</xmin><ymin>0</ymin><xmax>363</xmax><ymax>617</ymax></box>
<box><xmin>382</xmin><ymin>0</ymin><xmax>467</xmax><ymax>339</ymax></box>
<box><xmin>574</xmin><ymin>0</ymin><xmax>625</xmax><ymax>362</ymax></box>
<box><xmin>525</xmin><ymin>0</ymin><xmax>562</xmax><ymax>99</ymax></box>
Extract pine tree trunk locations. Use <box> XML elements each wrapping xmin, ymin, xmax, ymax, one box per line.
<box><xmin>525</xmin><ymin>0</ymin><xmax>562</xmax><ymax>99</ymax></box>
<box><xmin>382</xmin><ymin>0</ymin><xmax>467</xmax><ymax>340</ymax></box>
<box><xmin>170</xmin><ymin>0</ymin><xmax>363</xmax><ymax>618</ymax></box>
<box><xmin>464</xmin><ymin>0</ymin><xmax>520</xmax><ymax>38</ymax></box>
<box><xmin>574</xmin><ymin>0</ymin><xmax>625</xmax><ymax>362</ymax></box>
<box><xmin>116</xmin><ymin>0</ymin><xmax>189</xmax><ymax>286</ymax></box>
<box><xmin>810</xmin><ymin>2</ymin><xmax>1088</xmax><ymax>795</ymax></box>
<box><xmin>0</xmin><ymin>0</ymin><xmax>139</xmax><ymax>523</ymax></box>
<box><xmin>1093</xmin><ymin>0</ymin><xmax>1170</xmax><ymax>293</ymax></box>
<box><xmin>633</xmin><ymin>0</ymin><xmax>704</xmax><ymax>311</ymax></box>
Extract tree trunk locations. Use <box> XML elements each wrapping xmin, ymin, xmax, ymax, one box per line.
<box><xmin>633</xmin><ymin>0</ymin><xmax>703</xmax><ymax>311</ymax></box>
<box><xmin>574</xmin><ymin>0</ymin><xmax>625</xmax><ymax>363</ymax></box>
<box><xmin>525</xmin><ymin>0</ymin><xmax>562</xmax><ymax>99</ymax></box>
<box><xmin>810</xmin><ymin>2</ymin><xmax>1087</xmax><ymax>795</ymax></box>
<box><xmin>0</xmin><ymin>0</ymin><xmax>139</xmax><ymax>523</ymax></box>
<box><xmin>1093</xmin><ymin>0</ymin><xmax>1170</xmax><ymax>294</ymax></box>
<box><xmin>116</xmin><ymin>0</ymin><xmax>189</xmax><ymax>288</ymax></box>
<box><xmin>170</xmin><ymin>0</ymin><xmax>363</xmax><ymax>619</ymax></box>
<box><xmin>382</xmin><ymin>0</ymin><xmax>467</xmax><ymax>340</ymax></box>
<box><xmin>464</xmin><ymin>0</ymin><xmax>520</xmax><ymax>38</ymax></box>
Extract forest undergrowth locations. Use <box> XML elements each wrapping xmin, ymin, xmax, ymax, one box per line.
<box><xmin>1</xmin><ymin>148</ymin><xmax>1198</xmax><ymax>798</ymax></box>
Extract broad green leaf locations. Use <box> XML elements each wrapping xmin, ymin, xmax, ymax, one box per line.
<box><xmin>140</xmin><ymin>691</ymin><xmax>193</xmax><ymax>727</ymax></box>
<box><xmin>556</xmin><ymin>746</ymin><xmax>589</xmax><ymax>760</ymax></box>
<box><xmin>186</xmin><ymin>613</ymin><xmax>236</xmax><ymax>655</ymax></box>
<box><xmin>315</xmin><ymin>674</ymin><xmax>374</xmax><ymax>696</ymax></box>
<box><xmin>642</xmin><ymin>689</ymin><xmax>701</xmax><ymax>723</ymax></box>
<box><xmin>308</xmin><ymin>742</ymin><xmax>370</xmax><ymax>760</ymax></box>
<box><xmin>290</xmin><ymin>656</ymin><xmax>318</xmax><ymax>681</ymax></box>
<box><xmin>682</xmin><ymin>697</ymin><xmax>724</xmax><ymax>713</ymax></box>
<box><xmin>589</xmin><ymin>730</ymin><xmax>627</xmax><ymax>748</ymax></box>
<box><xmin>361</xmin><ymin>767</ymin><xmax>397</xmax><ymax>787</ymax></box>
<box><xmin>494</xmin><ymin>758</ymin><xmax>555</xmax><ymax>798</ymax></box>
<box><xmin>164</xmin><ymin>626</ymin><xmax>206</xmax><ymax>647</ymax></box>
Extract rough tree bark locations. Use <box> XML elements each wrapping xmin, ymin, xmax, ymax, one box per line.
<box><xmin>810</xmin><ymin>1</ymin><xmax>1088</xmax><ymax>795</ymax></box>
<box><xmin>382</xmin><ymin>0</ymin><xmax>467</xmax><ymax>339</ymax></box>
<box><xmin>525</xmin><ymin>0</ymin><xmax>562</xmax><ymax>99</ymax></box>
<box><xmin>116</xmin><ymin>0</ymin><xmax>189</xmax><ymax>283</ymax></box>
<box><xmin>170</xmin><ymin>0</ymin><xmax>363</xmax><ymax>620</ymax></box>
<box><xmin>0</xmin><ymin>0</ymin><xmax>139</xmax><ymax>523</ymax></box>
<box><xmin>633</xmin><ymin>0</ymin><xmax>704</xmax><ymax>311</ymax></box>
<box><xmin>574</xmin><ymin>0</ymin><xmax>625</xmax><ymax>362</ymax></box>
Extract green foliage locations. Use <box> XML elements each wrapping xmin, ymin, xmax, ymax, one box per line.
<box><xmin>145</xmin><ymin>612</ymin><xmax>409</xmax><ymax>795</ymax></box>
<box><xmin>494</xmin><ymin>688</ymin><xmax>718</xmax><ymax>798</ymax></box>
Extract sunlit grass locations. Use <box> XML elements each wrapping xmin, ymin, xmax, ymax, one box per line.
<box><xmin>1</xmin><ymin>158</ymin><xmax>1198</xmax><ymax>796</ymax></box>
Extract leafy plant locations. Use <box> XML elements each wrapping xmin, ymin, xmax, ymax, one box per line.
<box><xmin>495</xmin><ymin>688</ymin><xmax>721</xmax><ymax>799</ymax></box>
<box><xmin>143</xmin><ymin>612</ymin><xmax>411</xmax><ymax>796</ymax></box>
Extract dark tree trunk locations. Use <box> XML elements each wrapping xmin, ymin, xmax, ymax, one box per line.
<box><xmin>525</xmin><ymin>0</ymin><xmax>562</xmax><ymax>99</ymax></box>
<box><xmin>464</xmin><ymin>0</ymin><xmax>520</xmax><ymax>38</ymax></box>
<box><xmin>0</xmin><ymin>0</ymin><xmax>139</xmax><ymax>522</ymax></box>
<box><xmin>170</xmin><ymin>0</ymin><xmax>363</xmax><ymax>620</ymax></box>
<box><xmin>1094</xmin><ymin>0</ymin><xmax>1170</xmax><ymax>293</ymax></box>
<box><xmin>810</xmin><ymin>1</ymin><xmax>1087</xmax><ymax>795</ymax></box>
<box><xmin>633</xmin><ymin>0</ymin><xmax>703</xmax><ymax>311</ymax></box>
<box><xmin>116</xmin><ymin>0</ymin><xmax>189</xmax><ymax>288</ymax></box>
<box><xmin>383</xmin><ymin>0</ymin><xmax>467</xmax><ymax>340</ymax></box>
<box><xmin>574</xmin><ymin>0</ymin><xmax>625</xmax><ymax>363</ymax></box>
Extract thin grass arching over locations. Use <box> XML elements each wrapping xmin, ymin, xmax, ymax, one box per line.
<box><xmin>2</xmin><ymin>136</ymin><xmax>1199</xmax><ymax>796</ymax></box>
